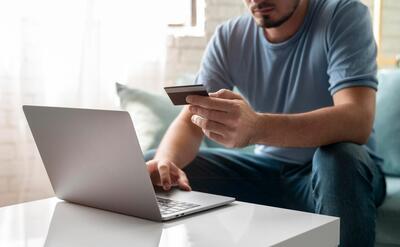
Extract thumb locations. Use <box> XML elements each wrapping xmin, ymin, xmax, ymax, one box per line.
<box><xmin>209</xmin><ymin>89</ymin><xmax>242</xmax><ymax>100</ymax></box>
<box><xmin>177</xmin><ymin>171</ymin><xmax>192</xmax><ymax>191</ymax></box>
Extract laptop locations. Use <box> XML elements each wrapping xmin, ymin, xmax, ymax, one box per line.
<box><xmin>23</xmin><ymin>105</ymin><xmax>235</xmax><ymax>221</ymax></box>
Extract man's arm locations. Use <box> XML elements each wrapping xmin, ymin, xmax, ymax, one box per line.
<box><xmin>146</xmin><ymin>106</ymin><xmax>203</xmax><ymax>191</ymax></box>
<box><xmin>187</xmin><ymin>86</ymin><xmax>375</xmax><ymax>148</ymax></box>
<box><xmin>153</xmin><ymin>106</ymin><xmax>204</xmax><ymax>168</ymax></box>
<box><xmin>146</xmin><ymin>18</ymin><xmax>234</xmax><ymax>191</ymax></box>
<box><xmin>252</xmin><ymin>87</ymin><xmax>375</xmax><ymax>147</ymax></box>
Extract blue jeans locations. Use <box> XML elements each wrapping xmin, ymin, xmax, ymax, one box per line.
<box><xmin>145</xmin><ymin>142</ymin><xmax>386</xmax><ymax>246</ymax></box>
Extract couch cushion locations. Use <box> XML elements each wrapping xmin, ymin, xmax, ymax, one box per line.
<box><xmin>376</xmin><ymin>69</ymin><xmax>400</xmax><ymax>175</ymax></box>
<box><xmin>376</xmin><ymin>176</ymin><xmax>400</xmax><ymax>245</ymax></box>
<box><xmin>116</xmin><ymin>83</ymin><xmax>254</xmax><ymax>153</ymax></box>
<box><xmin>116</xmin><ymin>83</ymin><xmax>182</xmax><ymax>152</ymax></box>
<box><xmin>115</xmin><ymin>83</ymin><xmax>227</xmax><ymax>153</ymax></box>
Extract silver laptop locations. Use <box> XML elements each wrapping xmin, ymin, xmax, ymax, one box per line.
<box><xmin>23</xmin><ymin>105</ymin><xmax>234</xmax><ymax>221</ymax></box>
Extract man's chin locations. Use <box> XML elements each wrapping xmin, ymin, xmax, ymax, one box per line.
<box><xmin>254</xmin><ymin>4</ymin><xmax>299</xmax><ymax>29</ymax></box>
<box><xmin>255</xmin><ymin>15</ymin><xmax>290</xmax><ymax>28</ymax></box>
<box><xmin>256</xmin><ymin>19</ymin><xmax>280</xmax><ymax>28</ymax></box>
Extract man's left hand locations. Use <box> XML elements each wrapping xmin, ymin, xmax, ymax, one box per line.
<box><xmin>186</xmin><ymin>89</ymin><xmax>260</xmax><ymax>148</ymax></box>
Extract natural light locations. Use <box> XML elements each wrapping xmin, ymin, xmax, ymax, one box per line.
<box><xmin>0</xmin><ymin>0</ymin><xmax>177</xmax><ymax>108</ymax></box>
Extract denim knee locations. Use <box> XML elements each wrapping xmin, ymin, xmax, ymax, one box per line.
<box><xmin>312</xmin><ymin>142</ymin><xmax>379</xmax><ymax>246</ymax></box>
<box><xmin>312</xmin><ymin>142</ymin><xmax>373</xmax><ymax>190</ymax></box>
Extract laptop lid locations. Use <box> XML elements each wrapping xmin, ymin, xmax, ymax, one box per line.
<box><xmin>23</xmin><ymin>105</ymin><xmax>162</xmax><ymax>221</ymax></box>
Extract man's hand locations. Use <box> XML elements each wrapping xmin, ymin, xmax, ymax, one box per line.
<box><xmin>147</xmin><ymin>159</ymin><xmax>192</xmax><ymax>191</ymax></box>
<box><xmin>186</xmin><ymin>89</ymin><xmax>259</xmax><ymax>148</ymax></box>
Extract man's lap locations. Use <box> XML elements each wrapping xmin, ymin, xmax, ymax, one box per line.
<box><xmin>146</xmin><ymin>148</ymin><xmax>313</xmax><ymax>209</ymax></box>
<box><xmin>182</xmin><ymin>148</ymin><xmax>286</xmax><ymax>207</ymax></box>
<box><xmin>144</xmin><ymin>143</ymin><xmax>385</xmax><ymax>211</ymax></box>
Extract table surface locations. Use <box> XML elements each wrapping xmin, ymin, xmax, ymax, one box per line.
<box><xmin>0</xmin><ymin>197</ymin><xmax>339</xmax><ymax>247</ymax></box>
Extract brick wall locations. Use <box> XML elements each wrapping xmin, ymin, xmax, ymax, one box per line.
<box><xmin>165</xmin><ymin>0</ymin><xmax>246</xmax><ymax>84</ymax></box>
<box><xmin>363</xmin><ymin>0</ymin><xmax>400</xmax><ymax>66</ymax></box>
<box><xmin>0</xmin><ymin>77</ymin><xmax>53</xmax><ymax>206</ymax></box>
<box><xmin>381</xmin><ymin>0</ymin><xmax>400</xmax><ymax>59</ymax></box>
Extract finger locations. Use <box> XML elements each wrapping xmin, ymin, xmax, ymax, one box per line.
<box><xmin>165</xmin><ymin>164</ymin><xmax>191</xmax><ymax>191</ymax></box>
<box><xmin>157</xmin><ymin>161</ymin><xmax>172</xmax><ymax>190</ymax></box>
<box><xmin>146</xmin><ymin>160</ymin><xmax>158</xmax><ymax>173</ymax></box>
<box><xmin>166</xmin><ymin>162</ymin><xmax>181</xmax><ymax>177</ymax></box>
<box><xmin>150</xmin><ymin>172</ymin><xmax>162</xmax><ymax>187</ymax></box>
<box><xmin>186</xmin><ymin>95</ymin><xmax>235</xmax><ymax>112</ymax></box>
<box><xmin>177</xmin><ymin>170</ymin><xmax>192</xmax><ymax>191</ymax></box>
<box><xmin>191</xmin><ymin>115</ymin><xmax>227</xmax><ymax>136</ymax></box>
<box><xmin>203</xmin><ymin>129</ymin><xmax>226</xmax><ymax>146</ymax></box>
<box><xmin>209</xmin><ymin>89</ymin><xmax>242</xmax><ymax>100</ymax></box>
<box><xmin>165</xmin><ymin>162</ymin><xmax>181</xmax><ymax>184</ymax></box>
<box><xmin>188</xmin><ymin>105</ymin><xmax>231</xmax><ymax>125</ymax></box>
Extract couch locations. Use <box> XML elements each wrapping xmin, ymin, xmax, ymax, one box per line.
<box><xmin>374</xmin><ymin>69</ymin><xmax>400</xmax><ymax>247</ymax></box>
<box><xmin>116</xmin><ymin>69</ymin><xmax>400</xmax><ymax>246</ymax></box>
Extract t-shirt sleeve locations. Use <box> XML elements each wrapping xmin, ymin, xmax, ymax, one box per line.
<box><xmin>326</xmin><ymin>1</ymin><xmax>378</xmax><ymax>95</ymax></box>
<box><xmin>194</xmin><ymin>24</ymin><xmax>234</xmax><ymax>93</ymax></box>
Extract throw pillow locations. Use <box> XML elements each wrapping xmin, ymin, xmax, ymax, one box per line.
<box><xmin>116</xmin><ymin>83</ymin><xmax>254</xmax><ymax>154</ymax></box>
<box><xmin>116</xmin><ymin>83</ymin><xmax>182</xmax><ymax>152</ymax></box>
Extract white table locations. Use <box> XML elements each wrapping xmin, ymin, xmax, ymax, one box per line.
<box><xmin>0</xmin><ymin>197</ymin><xmax>339</xmax><ymax>247</ymax></box>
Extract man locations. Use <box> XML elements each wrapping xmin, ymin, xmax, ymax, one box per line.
<box><xmin>145</xmin><ymin>0</ymin><xmax>386</xmax><ymax>246</ymax></box>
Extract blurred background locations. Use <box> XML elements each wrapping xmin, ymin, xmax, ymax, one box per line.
<box><xmin>0</xmin><ymin>0</ymin><xmax>399</xmax><ymax>207</ymax></box>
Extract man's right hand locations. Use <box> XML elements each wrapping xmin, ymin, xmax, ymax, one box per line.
<box><xmin>146</xmin><ymin>159</ymin><xmax>192</xmax><ymax>191</ymax></box>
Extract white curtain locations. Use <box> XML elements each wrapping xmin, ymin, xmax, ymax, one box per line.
<box><xmin>0</xmin><ymin>0</ymin><xmax>168</xmax><ymax>107</ymax></box>
<box><xmin>0</xmin><ymin>0</ymin><xmax>168</xmax><ymax>207</ymax></box>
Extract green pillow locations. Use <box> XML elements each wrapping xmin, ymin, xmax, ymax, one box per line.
<box><xmin>375</xmin><ymin>69</ymin><xmax>400</xmax><ymax>176</ymax></box>
<box><xmin>116</xmin><ymin>83</ymin><xmax>182</xmax><ymax>152</ymax></box>
<box><xmin>116</xmin><ymin>83</ymin><xmax>254</xmax><ymax>154</ymax></box>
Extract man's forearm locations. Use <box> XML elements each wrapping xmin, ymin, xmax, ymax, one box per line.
<box><xmin>253</xmin><ymin>103</ymin><xmax>374</xmax><ymax>148</ymax></box>
<box><xmin>154</xmin><ymin>107</ymin><xmax>204</xmax><ymax>168</ymax></box>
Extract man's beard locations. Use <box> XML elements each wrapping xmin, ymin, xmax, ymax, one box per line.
<box><xmin>255</xmin><ymin>0</ymin><xmax>300</xmax><ymax>28</ymax></box>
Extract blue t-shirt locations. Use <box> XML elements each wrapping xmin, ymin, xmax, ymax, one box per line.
<box><xmin>194</xmin><ymin>0</ymin><xmax>379</xmax><ymax>164</ymax></box>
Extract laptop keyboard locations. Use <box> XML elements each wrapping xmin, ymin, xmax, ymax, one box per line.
<box><xmin>157</xmin><ymin>197</ymin><xmax>200</xmax><ymax>215</ymax></box>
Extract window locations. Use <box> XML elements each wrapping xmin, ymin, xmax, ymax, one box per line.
<box><xmin>166</xmin><ymin>0</ymin><xmax>205</xmax><ymax>36</ymax></box>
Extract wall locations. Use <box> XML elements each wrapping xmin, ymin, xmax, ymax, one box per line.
<box><xmin>0</xmin><ymin>79</ymin><xmax>53</xmax><ymax>206</ymax></box>
<box><xmin>165</xmin><ymin>0</ymin><xmax>246</xmax><ymax>84</ymax></box>
<box><xmin>381</xmin><ymin>0</ymin><xmax>400</xmax><ymax>61</ymax></box>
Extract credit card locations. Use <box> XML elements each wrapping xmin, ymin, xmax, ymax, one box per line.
<box><xmin>164</xmin><ymin>84</ymin><xmax>208</xmax><ymax>105</ymax></box>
